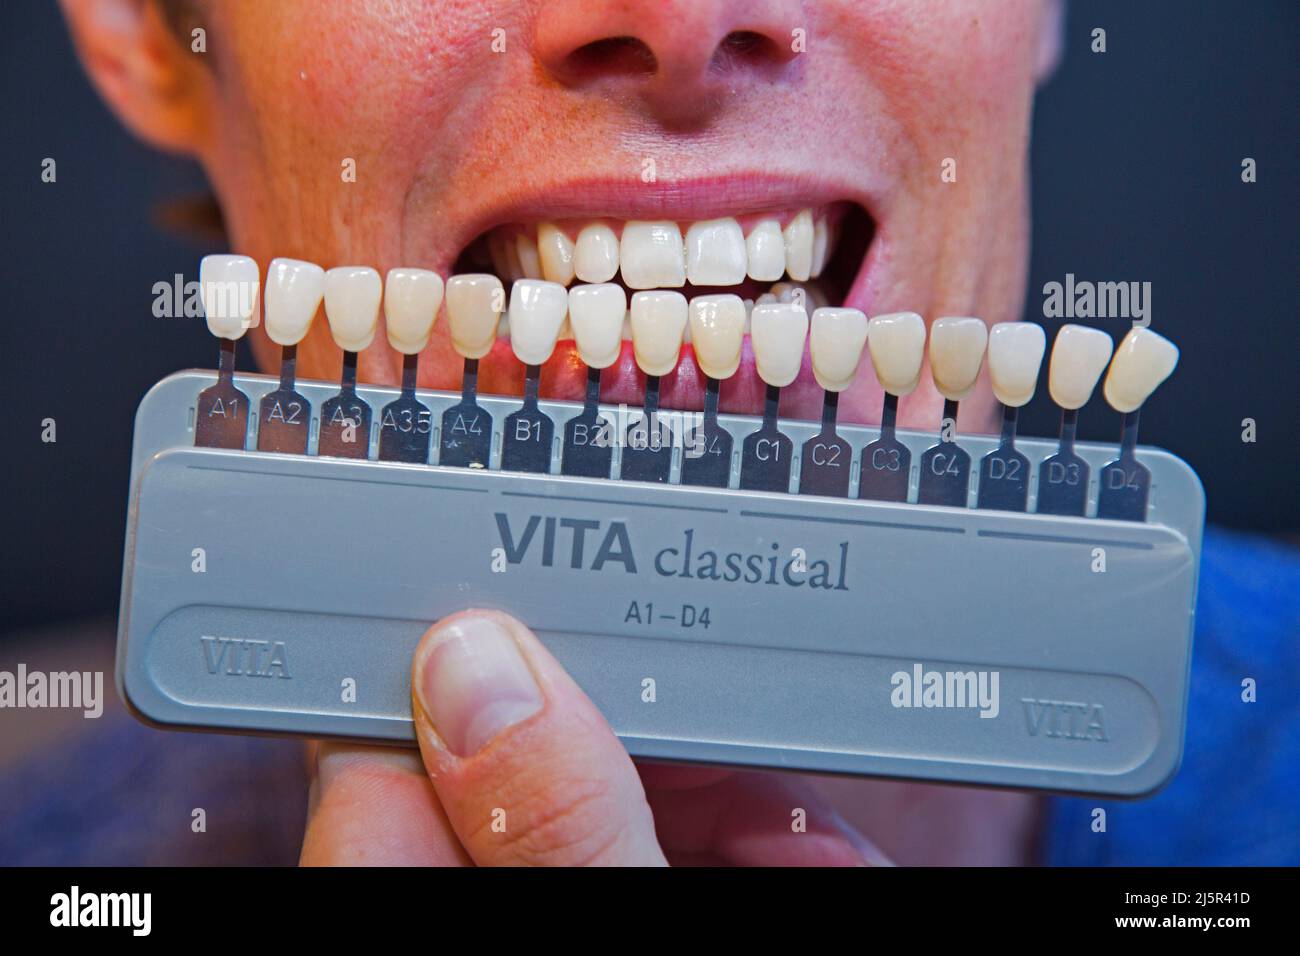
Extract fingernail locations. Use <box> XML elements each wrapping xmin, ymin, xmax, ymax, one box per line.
<box><xmin>414</xmin><ymin>613</ymin><xmax>544</xmax><ymax>757</ymax></box>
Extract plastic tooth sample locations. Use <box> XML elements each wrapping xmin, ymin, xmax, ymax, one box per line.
<box><xmin>195</xmin><ymin>254</ymin><xmax>259</xmax><ymax>449</ymax></box>
<box><xmin>801</xmin><ymin>307</ymin><xmax>868</xmax><ymax>498</ymax></box>
<box><xmin>917</xmin><ymin>316</ymin><xmax>987</xmax><ymax>508</ymax></box>
<box><xmin>319</xmin><ymin>266</ymin><xmax>382</xmax><ymax>459</ymax></box>
<box><xmin>375</xmin><ymin>267</ymin><xmax>442</xmax><ymax>464</ymax></box>
<box><xmin>441</xmin><ymin>273</ymin><xmax>502</xmax><ymax>469</ymax></box>
<box><xmin>562</xmin><ymin>283</ymin><xmax>626</xmax><ymax>479</ymax></box>
<box><xmin>859</xmin><ymin>311</ymin><xmax>926</xmax><ymax>502</ymax></box>
<box><xmin>681</xmin><ymin>294</ymin><xmax>746</xmax><ymax>488</ymax></box>
<box><xmin>1037</xmin><ymin>324</ymin><xmax>1113</xmax><ymax>516</ymax></box>
<box><xmin>977</xmin><ymin>322</ymin><xmax>1046</xmax><ymax>511</ymax></box>
<box><xmin>502</xmin><ymin>280</ymin><xmax>567</xmax><ymax>474</ymax></box>
<box><xmin>1097</xmin><ymin>328</ymin><xmax>1179</xmax><ymax>521</ymax></box>
<box><xmin>258</xmin><ymin>257</ymin><xmax>325</xmax><ymax>454</ymax></box>
<box><xmin>622</xmin><ymin>291</ymin><xmax>688</xmax><ymax>484</ymax></box>
<box><xmin>739</xmin><ymin>302</ymin><xmax>808</xmax><ymax>492</ymax></box>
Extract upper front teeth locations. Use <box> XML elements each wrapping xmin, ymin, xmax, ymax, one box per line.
<box><xmin>491</xmin><ymin>209</ymin><xmax>832</xmax><ymax>290</ymax></box>
<box><xmin>265</xmin><ymin>257</ymin><xmax>325</xmax><ymax>346</ymax></box>
<box><xmin>324</xmin><ymin>266</ymin><xmax>382</xmax><ymax>352</ymax></box>
<box><xmin>928</xmin><ymin>316</ymin><xmax>989</xmax><ymax>402</ymax></box>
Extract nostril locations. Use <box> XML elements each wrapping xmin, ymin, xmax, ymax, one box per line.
<box><xmin>564</xmin><ymin>36</ymin><xmax>658</xmax><ymax>81</ymax></box>
<box><xmin>712</xmin><ymin>30</ymin><xmax>792</xmax><ymax>72</ymax></box>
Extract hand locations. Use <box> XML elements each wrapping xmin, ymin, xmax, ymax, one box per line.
<box><xmin>301</xmin><ymin>609</ymin><xmax>890</xmax><ymax>866</ymax></box>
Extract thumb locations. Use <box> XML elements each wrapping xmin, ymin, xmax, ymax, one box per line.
<box><xmin>410</xmin><ymin>609</ymin><xmax>666</xmax><ymax>866</ymax></box>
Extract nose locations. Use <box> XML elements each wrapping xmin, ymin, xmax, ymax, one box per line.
<box><xmin>533</xmin><ymin>0</ymin><xmax>804</xmax><ymax>127</ymax></box>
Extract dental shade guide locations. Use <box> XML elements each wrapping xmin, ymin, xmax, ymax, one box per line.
<box><xmin>680</xmin><ymin>294</ymin><xmax>744</xmax><ymax>488</ymax></box>
<box><xmin>257</xmin><ymin>258</ymin><xmax>323</xmax><ymax>455</ymax></box>
<box><xmin>501</xmin><ymin>281</ymin><xmax>566</xmax><ymax>473</ymax></box>
<box><xmin>800</xmin><ymin>308</ymin><xmax>867</xmax><ymax>498</ymax></box>
<box><xmin>917</xmin><ymin>317</ymin><xmax>987</xmax><ymax>507</ymax></box>
<box><xmin>858</xmin><ymin>312</ymin><xmax>925</xmax><ymax>502</ymax></box>
<box><xmin>130</xmin><ymin>252</ymin><xmax>1207</xmax><ymax>796</ymax></box>
<box><xmin>194</xmin><ymin>255</ymin><xmax>257</xmax><ymax>449</ymax></box>
<box><xmin>976</xmin><ymin>322</ymin><xmax>1045</xmax><ymax>511</ymax></box>
<box><xmin>440</xmin><ymin>274</ymin><xmax>498</xmax><ymax>468</ymax></box>
<box><xmin>739</xmin><ymin>301</ymin><xmax>807</xmax><ymax>492</ymax></box>
<box><xmin>1036</xmin><ymin>324</ymin><xmax>1113</xmax><ymax>516</ymax></box>
<box><xmin>377</xmin><ymin>268</ymin><xmax>441</xmax><ymax>464</ymax></box>
<box><xmin>1097</xmin><ymin>328</ymin><xmax>1180</xmax><ymax>521</ymax></box>
<box><xmin>621</xmin><ymin>291</ymin><xmax>687</xmax><ymax>483</ymax></box>
<box><xmin>561</xmin><ymin>283</ymin><xmax>624</xmax><ymax>478</ymax></box>
<box><xmin>318</xmin><ymin>267</ymin><xmax>381</xmax><ymax>459</ymax></box>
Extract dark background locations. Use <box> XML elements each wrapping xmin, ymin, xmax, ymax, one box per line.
<box><xmin>2</xmin><ymin>1</ymin><xmax>1297</xmax><ymax>633</ymax></box>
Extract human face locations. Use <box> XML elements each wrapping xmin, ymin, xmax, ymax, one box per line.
<box><xmin>81</xmin><ymin>0</ymin><xmax>1059</xmax><ymax>429</ymax></box>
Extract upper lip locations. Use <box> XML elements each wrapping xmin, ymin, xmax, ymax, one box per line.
<box><xmin>417</xmin><ymin>172</ymin><xmax>882</xmax><ymax>270</ymax></box>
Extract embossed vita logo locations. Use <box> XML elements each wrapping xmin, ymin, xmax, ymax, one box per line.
<box><xmin>200</xmin><ymin>635</ymin><xmax>291</xmax><ymax>679</ymax></box>
<box><xmin>1021</xmin><ymin>698</ymin><xmax>1108</xmax><ymax>741</ymax></box>
<box><xmin>890</xmin><ymin>664</ymin><xmax>1000</xmax><ymax>718</ymax></box>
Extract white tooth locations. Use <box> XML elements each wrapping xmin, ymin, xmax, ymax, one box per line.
<box><xmin>621</xmin><ymin>220</ymin><xmax>685</xmax><ymax>289</ymax></box>
<box><xmin>383</xmin><ymin>267</ymin><xmax>443</xmax><ymax>355</ymax></box>
<box><xmin>987</xmin><ymin>322</ymin><xmax>1046</xmax><ymax>408</ymax></box>
<box><xmin>688</xmin><ymin>294</ymin><xmax>746</xmax><ymax>380</ymax></box>
<box><xmin>1103</xmin><ymin>327</ymin><xmax>1179</xmax><ymax>414</ymax></box>
<box><xmin>199</xmin><ymin>254</ymin><xmax>259</xmax><ymax>340</ymax></box>
<box><xmin>866</xmin><ymin>311</ymin><xmax>926</xmax><ymax>396</ymax></box>
<box><xmin>574</xmin><ymin>223</ymin><xmax>619</xmax><ymax>283</ymax></box>
<box><xmin>1048</xmin><ymin>324</ymin><xmax>1113</xmax><ymax>410</ymax></box>
<box><xmin>508</xmin><ymin>279</ymin><xmax>568</xmax><ymax>366</ymax></box>
<box><xmin>445</xmin><ymin>273</ymin><xmax>503</xmax><ymax>359</ymax></box>
<box><xmin>750</xmin><ymin>302</ymin><xmax>808</xmax><ymax>388</ymax></box>
<box><xmin>324</xmin><ymin>266</ymin><xmax>382</xmax><ymax>352</ymax></box>
<box><xmin>567</xmin><ymin>283</ymin><xmax>626</xmax><ymax>369</ymax></box>
<box><xmin>783</xmin><ymin>209</ymin><xmax>814</xmax><ymax>282</ymax></box>
<box><xmin>745</xmin><ymin>219</ymin><xmax>785</xmax><ymax>281</ymax></box>
<box><xmin>264</xmin><ymin>257</ymin><xmax>324</xmax><ymax>346</ymax></box>
<box><xmin>629</xmin><ymin>290</ymin><xmax>687</xmax><ymax>375</ymax></box>
<box><xmin>515</xmin><ymin>232</ymin><xmax>542</xmax><ymax>279</ymax></box>
<box><xmin>810</xmin><ymin>307</ymin><xmax>868</xmax><ymax>392</ymax></box>
<box><xmin>929</xmin><ymin>316</ymin><xmax>988</xmax><ymax>401</ymax></box>
<box><xmin>685</xmin><ymin>218</ymin><xmax>747</xmax><ymax>286</ymax></box>
<box><xmin>755</xmin><ymin>292</ymin><xmax>777</xmax><ymax>306</ymax></box>
<box><xmin>810</xmin><ymin>216</ymin><xmax>830</xmax><ymax>278</ymax></box>
<box><xmin>538</xmin><ymin>223</ymin><xmax>575</xmax><ymax>285</ymax></box>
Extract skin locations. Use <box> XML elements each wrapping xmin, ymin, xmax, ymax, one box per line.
<box><xmin>63</xmin><ymin>0</ymin><xmax>1060</xmax><ymax>865</ymax></box>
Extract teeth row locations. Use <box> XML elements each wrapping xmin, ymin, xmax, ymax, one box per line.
<box><xmin>201</xmin><ymin>256</ymin><xmax>1176</xmax><ymax>412</ymax></box>
<box><xmin>486</xmin><ymin>211</ymin><xmax>836</xmax><ymax>288</ymax></box>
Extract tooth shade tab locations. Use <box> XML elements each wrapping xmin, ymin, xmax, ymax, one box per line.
<box><xmin>629</xmin><ymin>290</ymin><xmax>688</xmax><ymax>376</ymax></box>
<box><xmin>688</xmin><ymin>294</ymin><xmax>746</xmax><ymax>380</ymax></box>
<box><xmin>264</xmin><ymin>258</ymin><xmax>325</xmax><ymax>347</ymax></box>
<box><xmin>783</xmin><ymin>209</ymin><xmax>814</xmax><ymax>282</ymax></box>
<box><xmin>323</xmin><ymin>266</ymin><xmax>382</xmax><ymax>352</ymax></box>
<box><xmin>810</xmin><ymin>307</ymin><xmax>868</xmax><ymax>392</ymax></box>
<box><xmin>621</xmin><ymin>220</ymin><xmax>685</xmax><ymax>289</ymax></box>
<box><xmin>574</xmin><ymin>223</ymin><xmax>619</xmax><ymax>283</ymax></box>
<box><xmin>1104</xmin><ymin>327</ymin><xmax>1179</xmax><ymax>414</ymax></box>
<box><xmin>1048</xmin><ymin>324</ymin><xmax>1114</xmax><ymax>410</ymax></box>
<box><xmin>866</xmin><ymin>311</ymin><xmax>927</xmax><ymax>396</ymax></box>
<box><xmin>508</xmin><ymin>279</ymin><xmax>568</xmax><ymax>366</ymax></box>
<box><xmin>685</xmin><ymin>218</ymin><xmax>747</xmax><ymax>286</ymax></box>
<box><xmin>567</xmin><ymin>283</ymin><xmax>626</xmax><ymax>369</ymax></box>
<box><xmin>750</xmin><ymin>301</ymin><xmax>809</xmax><ymax>388</ymax></box>
<box><xmin>745</xmin><ymin>219</ymin><xmax>785</xmax><ymax>281</ymax></box>
<box><xmin>929</xmin><ymin>316</ymin><xmax>989</xmax><ymax>401</ymax></box>
<box><xmin>445</xmin><ymin>273</ymin><xmax>503</xmax><ymax>359</ymax></box>
<box><xmin>538</xmin><ymin>223</ymin><xmax>575</xmax><ymax>285</ymax></box>
<box><xmin>199</xmin><ymin>254</ymin><xmax>260</xmax><ymax>340</ymax></box>
<box><xmin>383</xmin><ymin>268</ymin><xmax>444</xmax><ymax>355</ymax></box>
<box><xmin>987</xmin><ymin>322</ymin><xmax>1046</xmax><ymax>408</ymax></box>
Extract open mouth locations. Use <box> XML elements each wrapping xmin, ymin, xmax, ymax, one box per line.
<box><xmin>444</xmin><ymin>199</ymin><xmax>877</xmax><ymax>416</ymax></box>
